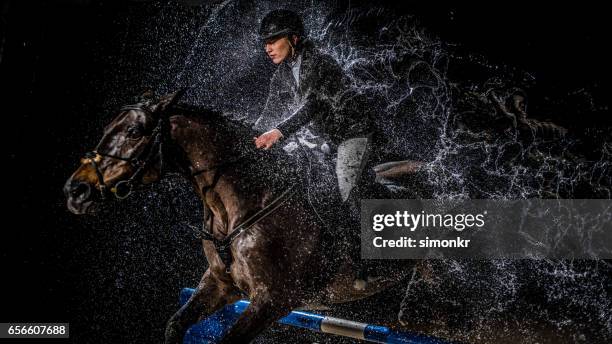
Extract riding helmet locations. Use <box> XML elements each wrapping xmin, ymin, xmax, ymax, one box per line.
<box><xmin>259</xmin><ymin>9</ymin><xmax>305</xmax><ymax>40</ymax></box>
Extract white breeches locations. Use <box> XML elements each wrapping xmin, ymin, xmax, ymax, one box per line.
<box><xmin>336</xmin><ymin>136</ymin><xmax>370</xmax><ymax>202</ymax></box>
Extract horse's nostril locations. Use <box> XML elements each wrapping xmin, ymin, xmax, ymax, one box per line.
<box><xmin>71</xmin><ymin>182</ymin><xmax>91</xmax><ymax>200</ymax></box>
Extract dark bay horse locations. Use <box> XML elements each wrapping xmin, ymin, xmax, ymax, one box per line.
<box><xmin>64</xmin><ymin>91</ymin><xmax>421</xmax><ymax>343</ymax></box>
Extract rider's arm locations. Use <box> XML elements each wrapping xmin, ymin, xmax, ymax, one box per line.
<box><xmin>276</xmin><ymin>89</ymin><xmax>328</xmax><ymax>137</ymax></box>
<box><xmin>276</xmin><ymin>56</ymin><xmax>343</xmax><ymax>137</ymax></box>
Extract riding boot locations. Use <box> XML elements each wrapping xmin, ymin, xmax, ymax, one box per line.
<box><xmin>335</xmin><ymin>135</ymin><xmax>387</xmax><ymax>290</ymax></box>
<box><xmin>337</xmin><ymin>202</ymin><xmax>365</xmax><ymax>291</ymax></box>
<box><xmin>347</xmin><ymin>168</ymin><xmax>388</xmax><ymax>291</ymax></box>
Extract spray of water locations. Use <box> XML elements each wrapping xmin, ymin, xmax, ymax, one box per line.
<box><xmin>83</xmin><ymin>1</ymin><xmax>610</xmax><ymax>342</ymax></box>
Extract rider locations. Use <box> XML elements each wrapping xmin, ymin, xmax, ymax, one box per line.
<box><xmin>253</xmin><ymin>9</ymin><xmax>378</xmax><ymax>289</ymax></box>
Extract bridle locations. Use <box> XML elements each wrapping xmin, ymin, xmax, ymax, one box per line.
<box><xmin>79</xmin><ymin>101</ymin><xmax>301</xmax><ymax>273</ymax></box>
<box><xmin>80</xmin><ymin>105</ymin><xmax>168</xmax><ymax>200</ymax></box>
<box><xmin>80</xmin><ymin>103</ymin><xmax>248</xmax><ymax>201</ymax></box>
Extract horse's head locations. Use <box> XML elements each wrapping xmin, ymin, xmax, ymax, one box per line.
<box><xmin>64</xmin><ymin>90</ymin><xmax>185</xmax><ymax>214</ymax></box>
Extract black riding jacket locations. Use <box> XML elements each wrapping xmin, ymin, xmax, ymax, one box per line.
<box><xmin>254</xmin><ymin>39</ymin><xmax>371</xmax><ymax>144</ymax></box>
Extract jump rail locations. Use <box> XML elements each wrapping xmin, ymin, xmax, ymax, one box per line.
<box><xmin>180</xmin><ymin>288</ymin><xmax>453</xmax><ymax>344</ymax></box>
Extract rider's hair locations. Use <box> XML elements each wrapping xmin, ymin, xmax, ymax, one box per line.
<box><xmin>286</xmin><ymin>34</ymin><xmax>303</xmax><ymax>60</ymax></box>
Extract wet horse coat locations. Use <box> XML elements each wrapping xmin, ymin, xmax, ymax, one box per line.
<box><xmin>64</xmin><ymin>92</ymin><xmax>418</xmax><ymax>343</ymax></box>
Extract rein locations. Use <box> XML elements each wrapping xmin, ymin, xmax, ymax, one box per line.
<box><xmin>81</xmin><ymin>105</ymin><xmax>250</xmax><ymax>200</ymax></box>
<box><xmin>186</xmin><ymin>149</ymin><xmax>298</xmax><ymax>274</ymax></box>
<box><xmin>80</xmin><ymin>101</ymin><xmax>297</xmax><ymax>274</ymax></box>
<box><xmin>186</xmin><ymin>185</ymin><xmax>297</xmax><ymax>273</ymax></box>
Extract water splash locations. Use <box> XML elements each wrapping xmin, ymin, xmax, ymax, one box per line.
<box><xmin>80</xmin><ymin>1</ymin><xmax>611</xmax><ymax>342</ymax></box>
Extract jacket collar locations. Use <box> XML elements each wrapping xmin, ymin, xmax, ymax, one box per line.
<box><xmin>291</xmin><ymin>39</ymin><xmax>316</xmax><ymax>92</ymax></box>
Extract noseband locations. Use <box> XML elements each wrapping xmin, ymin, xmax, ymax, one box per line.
<box><xmin>81</xmin><ymin>105</ymin><xmax>166</xmax><ymax>200</ymax></box>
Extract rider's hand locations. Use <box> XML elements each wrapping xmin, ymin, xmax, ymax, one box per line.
<box><xmin>254</xmin><ymin>129</ymin><xmax>283</xmax><ymax>150</ymax></box>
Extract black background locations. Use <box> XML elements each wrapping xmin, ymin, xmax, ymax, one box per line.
<box><xmin>1</xmin><ymin>0</ymin><xmax>609</xmax><ymax>343</ymax></box>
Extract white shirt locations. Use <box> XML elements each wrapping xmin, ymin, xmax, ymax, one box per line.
<box><xmin>289</xmin><ymin>54</ymin><xmax>302</xmax><ymax>88</ymax></box>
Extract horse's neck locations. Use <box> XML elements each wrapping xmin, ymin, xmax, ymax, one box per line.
<box><xmin>170</xmin><ymin>114</ymin><xmax>257</xmax><ymax>234</ymax></box>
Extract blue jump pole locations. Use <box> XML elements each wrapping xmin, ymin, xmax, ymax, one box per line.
<box><xmin>180</xmin><ymin>288</ymin><xmax>452</xmax><ymax>344</ymax></box>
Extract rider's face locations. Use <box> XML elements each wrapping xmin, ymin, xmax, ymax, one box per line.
<box><xmin>264</xmin><ymin>36</ymin><xmax>295</xmax><ymax>64</ymax></box>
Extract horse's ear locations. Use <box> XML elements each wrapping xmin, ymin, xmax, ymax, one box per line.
<box><xmin>137</xmin><ymin>89</ymin><xmax>156</xmax><ymax>103</ymax></box>
<box><xmin>153</xmin><ymin>88</ymin><xmax>189</xmax><ymax>114</ymax></box>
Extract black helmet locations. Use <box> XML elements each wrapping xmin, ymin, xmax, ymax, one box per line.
<box><xmin>259</xmin><ymin>10</ymin><xmax>304</xmax><ymax>41</ymax></box>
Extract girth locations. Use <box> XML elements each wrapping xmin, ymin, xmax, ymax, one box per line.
<box><xmin>186</xmin><ymin>185</ymin><xmax>297</xmax><ymax>273</ymax></box>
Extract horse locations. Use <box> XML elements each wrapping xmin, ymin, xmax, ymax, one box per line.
<box><xmin>63</xmin><ymin>90</ymin><xmax>424</xmax><ymax>343</ymax></box>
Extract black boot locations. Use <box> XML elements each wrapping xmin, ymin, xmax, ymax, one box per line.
<box><xmin>345</xmin><ymin>173</ymin><xmax>387</xmax><ymax>291</ymax></box>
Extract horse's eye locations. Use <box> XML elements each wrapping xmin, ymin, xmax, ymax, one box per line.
<box><xmin>127</xmin><ymin>125</ymin><xmax>144</xmax><ymax>139</ymax></box>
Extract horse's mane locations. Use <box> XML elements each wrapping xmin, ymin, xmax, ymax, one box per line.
<box><xmin>170</xmin><ymin>103</ymin><xmax>302</xmax><ymax>191</ymax></box>
<box><xmin>171</xmin><ymin>103</ymin><xmax>262</xmax><ymax>154</ymax></box>
<box><xmin>171</xmin><ymin>103</ymin><xmax>256</xmax><ymax>137</ymax></box>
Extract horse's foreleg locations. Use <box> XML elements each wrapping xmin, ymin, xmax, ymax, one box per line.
<box><xmin>218</xmin><ymin>289</ymin><xmax>293</xmax><ymax>344</ymax></box>
<box><xmin>165</xmin><ymin>269</ymin><xmax>239</xmax><ymax>344</ymax></box>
